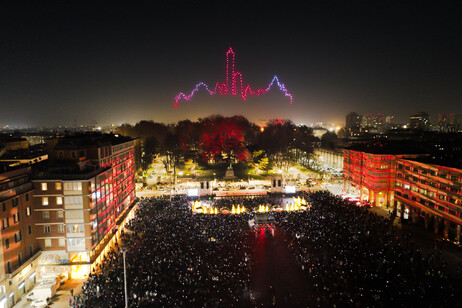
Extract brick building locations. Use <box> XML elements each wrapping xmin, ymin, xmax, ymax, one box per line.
<box><xmin>344</xmin><ymin>145</ymin><xmax>462</xmax><ymax>242</ymax></box>
<box><xmin>0</xmin><ymin>165</ymin><xmax>39</xmax><ymax>308</ymax></box>
<box><xmin>395</xmin><ymin>159</ymin><xmax>462</xmax><ymax>242</ymax></box>
<box><xmin>33</xmin><ymin>134</ymin><xmax>136</xmax><ymax>279</ymax></box>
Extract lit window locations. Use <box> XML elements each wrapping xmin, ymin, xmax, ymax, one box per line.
<box><xmin>44</xmin><ymin>239</ymin><xmax>51</xmax><ymax>247</ymax></box>
<box><xmin>55</xmin><ymin>182</ymin><xmax>62</xmax><ymax>190</ymax></box>
<box><xmin>41</xmin><ymin>183</ymin><xmax>47</xmax><ymax>191</ymax></box>
<box><xmin>56</xmin><ymin>197</ymin><xmax>63</xmax><ymax>205</ymax></box>
<box><xmin>58</xmin><ymin>239</ymin><xmax>65</xmax><ymax>247</ymax></box>
<box><xmin>26</xmin><ymin>207</ymin><xmax>31</xmax><ymax>216</ymax></box>
<box><xmin>58</xmin><ymin>225</ymin><xmax>64</xmax><ymax>233</ymax></box>
<box><xmin>57</xmin><ymin>211</ymin><xmax>64</xmax><ymax>219</ymax></box>
<box><xmin>14</xmin><ymin>231</ymin><xmax>21</xmax><ymax>243</ymax></box>
<box><xmin>2</xmin><ymin>218</ymin><xmax>9</xmax><ymax>230</ymax></box>
<box><xmin>42</xmin><ymin>197</ymin><xmax>49</xmax><ymax>206</ymax></box>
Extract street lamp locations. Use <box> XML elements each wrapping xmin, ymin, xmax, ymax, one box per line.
<box><xmin>122</xmin><ymin>249</ymin><xmax>128</xmax><ymax>308</ymax></box>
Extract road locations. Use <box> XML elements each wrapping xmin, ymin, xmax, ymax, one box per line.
<box><xmin>15</xmin><ymin>279</ymin><xmax>84</xmax><ymax>308</ymax></box>
<box><xmin>251</xmin><ymin>229</ymin><xmax>311</xmax><ymax>307</ymax></box>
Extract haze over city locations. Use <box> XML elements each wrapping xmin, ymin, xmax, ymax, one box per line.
<box><xmin>1</xmin><ymin>1</ymin><xmax>461</xmax><ymax>127</ymax></box>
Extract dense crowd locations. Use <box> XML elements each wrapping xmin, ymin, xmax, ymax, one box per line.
<box><xmin>277</xmin><ymin>191</ymin><xmax>462</xmax><ymax>307</ymax></box>
<box><xmin>81</xmin><ymin>197</ymin><xmax>253</xmax><ymax>307</ymax></box>
<box><xmin>81</xmin><ymin>192</ymin><xmax>462</xmax><ymax>307</ymax></box>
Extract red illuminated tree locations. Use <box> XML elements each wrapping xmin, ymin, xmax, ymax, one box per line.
<box><xmin>198</xmin><ymin>116</ymin><xmax>250</xmax><ymax>164</ymax></box>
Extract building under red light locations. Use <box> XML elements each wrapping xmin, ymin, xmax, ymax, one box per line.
<box><xmin>344</xmin><ymin>146</ymin><xmax>462</xmax><ymax>242</ymax></box>
<box><xmin>395</xmin><ymin>158</ymin><xmax>462</xmax><ymax>242</ymax></box>
<box><xmin>32</xmin><ymin>133</ymin><xmax>136</xmax><ymax>279</ymax></box>
<box><xmin>343</xmin><ymin>150</ymin><xmax>412</xmax><ymax>206</ymax></box>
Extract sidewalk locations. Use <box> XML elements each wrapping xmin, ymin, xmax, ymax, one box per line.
<box><xmin>14</xmin><ymin>278</ymin><xmax>85</xmax><ymax>308</ymax></box>
<box><xmin>49</xmin><ymin>278</ymin><xmax>85</xmax><ymax>308</ymax></box>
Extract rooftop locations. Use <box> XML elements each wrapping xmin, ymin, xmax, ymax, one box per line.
<box><xmin>345</xmin><ymin>140</ymin><xmax>429</xmax><ymax>155</ymax></box>
<box><xmin>32</xmin><ymin>165</ymin><xmax>110</xmax><ymax>180</ymax></box>
<box><xmin>52</xmin><ymin>133</ymin><xmax>133</xmax><ymax>150</ymax></box>
<box><xmin>405</xmin><ymin>156</ymin><xmax>462</xmax><ymax>171</ymax></box>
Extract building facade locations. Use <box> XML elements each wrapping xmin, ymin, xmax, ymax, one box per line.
<box><xmin>344</xmin><ymin>148</ymin><xmax>462</xmax><ymax>242</ymax></box>
<box><xmin>343</xmin><ymin>150</ymin><xmax>398</xmax><ymax>206</ymax></box>
<box><xmin>314</xmin><ymin>148</ymin><xmax>343</xmax><ymax>171</ymax></box>
<box><xmin>395</xmin><ymin>159</ymin><xmax>462</xmax><ymax>242</ymax></box>
<box><xmin>33</xmin><ymin>134</ymin><xmax>136</xmax><ymax>280</ymax></box>
<box><xmin>409</xmin><ymin>112</ymin><xmax>430</xmax><ymax>131</ymax></box>
<box><xmin>0</xmin><ymin>166</ymin><xmax>39</xmax><ymax>308</ymax></box>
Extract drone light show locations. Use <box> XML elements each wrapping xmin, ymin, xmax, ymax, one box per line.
<box><xmin>174</xmin><ymin>47</ymin><xmax>293</xmax><ymax>108</ymax></box>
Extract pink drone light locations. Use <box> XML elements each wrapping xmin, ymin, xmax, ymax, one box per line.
<box><xmin>174</xmin><ymin>47</ymin><xmax>293</xmax><ymax>108</ymax></box>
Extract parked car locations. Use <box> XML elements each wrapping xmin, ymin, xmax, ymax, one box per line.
<box><xmin>31</xmin><ymin>298</ymin><xmax>51</xmax><ymax>308</ymax></box>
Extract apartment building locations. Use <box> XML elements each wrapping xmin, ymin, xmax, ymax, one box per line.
<box><xmin>343</xmin><ymin>150</ymin><xmax>402</xmax><ymax>206</ymax></box>
<box><xmin>33</xmin><ymin>134</ymin><xmax>136</xmax><ymax>280</ymax></box>
<box><xmin>344</xmin><ymin>145</ymin><xmax>462</xmax><ymax>242</ymax></box>
<box><xmin>0</xmin><ymin>165</ymin><xmax>38</xmax><ymax>308</ymax></box>
<box><xmin>395</xmin><ymin>159</ymin><xmax>462</xmax><ymax>242</ymax></box>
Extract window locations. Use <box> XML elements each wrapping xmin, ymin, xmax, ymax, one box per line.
<box><xmin>18</xmin><ymin>254</ymin><xmax>22</xmax><ymax>266</ymax></box>
<box><xmin>58</xmin><ymin>239</ymin><xmax>65</xmax><ymax>247</ymax></box>
<box><xmin>44</xmin><ymin>239</ymin><xmax>51</xmax><ymax>248</ymax></box>
<box><xmin>26</xmin><ymin>207</ymin><xmax>31</xmax><ymax>216</ymax></box>
<box><xmin>25</xmin><ymin>193</ymin><xmax>29</xmax><ymax>201</ymax></box>
<box><xmin>67</xmin><ymin>238</ymin><xmax>85</xmax><ymax>249</ymax></box>
<box><xmin>44</xmin><ymin>225</ymin><xmax>51</xmax><ymax>234</ymax></box>
<box><xmin>56</xmin><ymin>197</ymin><xmax>63</xmax><ymax>205</ymax></box>
<box><xmin>13</xmin><ymin>212</ymin><xmax>20</xmax><ymax>223</ymax></box>
<box><xmin>2</xmin><ymin>218</ymin><xmax>9</xmax><ymax>230</ymax></box>
<box><xmin>42</xmin><ymin>197</ymin><xmax>49</xmax><ymax>206</ymax></box>
<box><xmin>57</xmin><ymin>211</ymin><xmax>64</xmax><ymax>219</ymax></box>
<box><xmin>67</xmin><ymin>224</ymin><xmax>84</xmax><ymax>233</ymax></box>
<box><xmin>41</xmin><ymin>183</ymin><xmax>47</xmax><ymax>191</ymax></box>
<box><xmin>58</xmin><ymin>225</ymin><xmax>64</xmax><ymax>233</ymax></box>
<box><xmin>29</xmin><ymin>245</ymin><xmax>33</xmax><ymax>257</ymax></box>
<box><xmin>28</xmin><ymin>225</ymin><xmax>32</xmax><ymax>235</ymax></box>
<box><xmin>64</xmin><ymin>182</ymin><xmax>82</xmax><ymax>191</ymax></box>
<box><xmin>43</xmin><ymin>211</ymin><xmax>50</xmax><ymax>219</ymax></box>
<box><xmin>14</xmin><ymin>231</ymin><xmax>21</xmax><ymax>243</ymax></box>
<box><xmin>12</xmin><ymin>198</ymin><xmax>18</xmax><ymax>207</ymax></box>
<box><xmin>5</xmin><ymin>238</ymin><xmax>9</xmax><ymax>249</ymax></box>
<box><xmin>55</xmin><ymin>182</ymin><xmax>62</xmax><ymax>190</ymax></box>
<box><xmin>64</xmin><ymin>196</ymin><xmax>83</xmax><ymax>205</ymax></box>
<box><xmin>2</xmin><ymin>203</ymin><xmax>5</xmax><ymax>212</ymax></box>
<box><xmin>7</xmin><ymin>261</ymin><xmax>11</xmax><ymax>273</ymax></box>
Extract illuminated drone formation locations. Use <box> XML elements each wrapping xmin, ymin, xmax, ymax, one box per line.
<box><xmin>174</xmin><ymin>47</ymin><xmax>293</xmax><ymax>108</ymax></box>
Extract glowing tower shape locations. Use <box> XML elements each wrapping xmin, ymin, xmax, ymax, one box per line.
<box><xmin>174</xmin><ymin>47</ymin><xmax>293</xmax><ymax>108</ymax></box>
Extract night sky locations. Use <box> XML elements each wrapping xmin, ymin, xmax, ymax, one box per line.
<box><xmin>1</xmin><ymin>1</ymin><xmax>461</xmax><ymax>127</ymax></box>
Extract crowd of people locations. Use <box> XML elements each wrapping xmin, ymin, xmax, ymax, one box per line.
<box><xmin>81</xmin><ymin>197</ymin><xmax>254</xmax><ymax>307</ymax></box>
<box><xmin>80</xmin><ymin>192</ymin><xmax>462</xmax><ymax>307</ymax></box>
<box><xmin>277</xmin><ymin>191</ymin><xmax>462</xmax><ymax>307</ymax></box>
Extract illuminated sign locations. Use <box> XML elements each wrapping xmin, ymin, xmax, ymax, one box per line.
<box><xmin>187</xmin><ymin>189</ymin><xmax>199</xmax><ymax>197</ymax></box>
